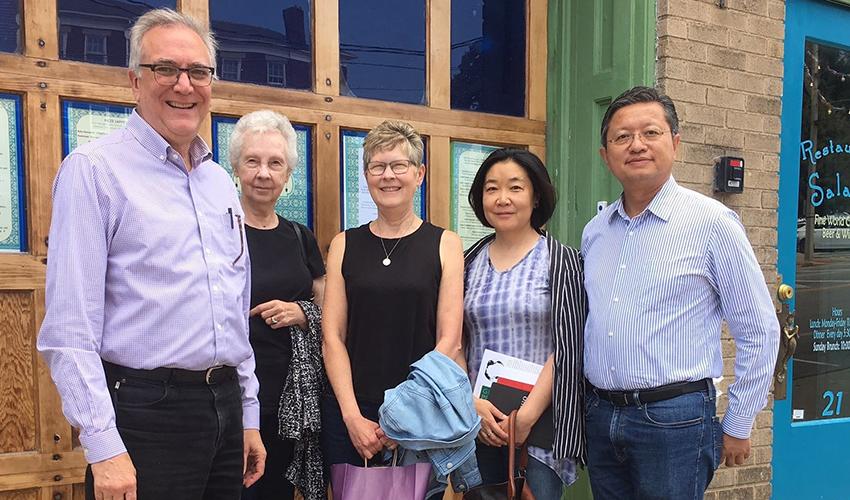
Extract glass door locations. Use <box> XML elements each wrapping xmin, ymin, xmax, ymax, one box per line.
<box><xmin>774</xmin><ymin>1</ymin><xmax>850</xmax><ymax>498</ymax></box>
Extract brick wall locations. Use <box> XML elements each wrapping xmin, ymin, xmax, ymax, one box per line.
<box><xmin>656</xmin><ymin>1</ymin><xmax>785</xmax><ymax>498</ymax></box>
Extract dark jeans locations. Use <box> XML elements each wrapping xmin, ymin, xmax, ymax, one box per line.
<box><xmin>86</xmin><ymin>370</ymin><xmax>244</xmax><ymax>500</ymax></box>
<box><xmin>242</xmin><ymin>412</ymin><xmax>295</xmax><ymax>500</ymax></box>
<box><xmin>585</xmin><ymin>385</ymin><xmax>723</xmax><ymax>500</ymax></box>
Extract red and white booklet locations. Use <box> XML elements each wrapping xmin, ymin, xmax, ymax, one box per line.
<box><xmin>472</xmin><ymin>349</ymin><xmax>543</xmax><ymax>399</ymax></box>
<box><xmin>473</xmin><ymin>349</ymin><xmax>554</xmax><ymax>448</ymax></box>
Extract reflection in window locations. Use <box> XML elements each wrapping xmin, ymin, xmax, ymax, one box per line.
<box><xmin>0</xmin><ymin>0</ymin><xmax>22</xmax><ymax>53</ymax></box>
<box><xmin>267</xmin><ymin>61</ymin><xmax>285</xmax><ymax>86</ymax></box>
<box><xmin>209</xmin><ymin>0</ymin><xmax>312</xmax><ymax>90</ymax></box>
<box><xmin>220</xmin><ymin>58</ymin><xmax>241</xmax><ymax>81</ymax></box>
<box><xmin>84</xmin><ymin>33</ymin><xmax>108</xmax><ymax>64</ymax></box>
<box><xmin>58</xmin><ymin>0</ymin><xmax>175</xmax><ymax>66</ymax></box>
<box><xmin>451</xmin><ymin>0</ymin><xmax>526</xmax><ymax>116</ymax></box>
<box><xmin>339</xmin><ymin>0</ymin><xmax>426</xmax><ymax>105</ymax></box>
<box><xmin>792</xmin><ymin>40</ymin><xmax>850</xmax><ymax>423</ymax></box>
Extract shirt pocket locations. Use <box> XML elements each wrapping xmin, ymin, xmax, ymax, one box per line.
<box><xmin>205</xmin><ymin>211</ymin><xmax>245</xmax><ymax>265</ymax></box>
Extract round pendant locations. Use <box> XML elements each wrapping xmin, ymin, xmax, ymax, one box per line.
<box><xmin>382</xmin><ymin>258</ymin><xmax>391</xmax><ymax>266</ymax></box>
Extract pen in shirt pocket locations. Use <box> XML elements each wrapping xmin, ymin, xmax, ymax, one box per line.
<box><xmin>227</xmin><ymin>207</ymin><xmax>234</xmax><ymax>228</ymax></box>
<box><xmin>233</xmin><ymin>213</ymin><xmax>245</xmax><ymax>265</ymax></box>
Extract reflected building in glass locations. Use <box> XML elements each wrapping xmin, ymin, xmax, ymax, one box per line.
<box><xmin>56</xmin><ymin>0</ymin><xmax>313</xmax><ymax>91</ymax></box>
<box><xmin>451</xmin><ymin>0</ymin><xmax>525</xmax><ymax>117</ymax></box>
<box><xmin>210</xmin><ymin>0</ymin><xmax>312</xmax><ymax>90</ymax></box>
<box><xmin>57</xmin><ymin>0</ymin><xmax>175</xmax><ymax>66</ymax></box>
<box><xmin>338</xmin><ymin>0</ymin><xmax>426</xmax><ymax>105</ymax></box>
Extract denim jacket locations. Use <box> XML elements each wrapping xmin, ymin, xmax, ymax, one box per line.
<box><xmin>379</xmin><ymin>350</ymin><xmax>483</xmax><ymax>492</ymax></box>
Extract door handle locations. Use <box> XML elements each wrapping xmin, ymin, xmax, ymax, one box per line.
<box><xmin>773</xmin><ymin>283</ymin><xmax>798</xmax><ymax>400</ymax></box>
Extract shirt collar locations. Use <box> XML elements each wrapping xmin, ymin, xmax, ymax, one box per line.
<box><xmin>127</xmin><ymin>110</ymin><xmax>212</xmax><ymax>167</ymax></box>
<box><xmin>608</xmin><ymin>176</ymin><xmax>680</xmax><ymax>224</ymax></box>
<box><xmin>644</xmin><ymin>176</ymin><xmax>679</xmax><ymax>222</ymax></box>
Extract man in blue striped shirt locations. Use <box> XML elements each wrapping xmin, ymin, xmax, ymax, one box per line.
<box><xmin>581</xmin><ymin>86</ymin><xmax>779</xmax><ymax>499</ymax></box>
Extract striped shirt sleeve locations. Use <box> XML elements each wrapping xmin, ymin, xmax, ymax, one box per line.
<box><xmin>707</xmin><ymin>210</ymin><xmax>780</xmax><ymax>438</ymax></box>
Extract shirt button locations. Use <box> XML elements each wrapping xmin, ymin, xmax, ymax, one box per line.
<box><xmin>159</xmin><ymin>155</ymin><xmax>165</xmax><ymax>160</ymax></box>
<box><xmin>213</xmin><ymin>285</ymin><xmax>219</xmax><ymax>292</ymax></box>
<box><xmin>628</xmin><ymin>231</ymin><xmax>634</xmax><ymax>236</ymax></box>
<box><xmin>608</xmin><ymin>331</ymin><xmax>614</xmax><ymax>337</ymax></box>
<box><xmin>446</xmin><ymin>462</ymin><xmax>453</xmax><ymax>468</ymax></box>
<box><xmin>205</xmin><ymin>248</ymin><xmax>211</xmax><ymax>255</ymax></box>
<box><xmin>217</xmin><ymin>323</ymin><xmax>223</xmax><ymax>330</ymax></box>
<box><xmin>610</xmin><ymin>366</ymin><xmax>616</xmax><ymax>371</ymax></box>
<box><xmin>613</xmin><ymin>297</ymin><xmax>619</xmax><ymax>302</ymax></box>
<box><xmin>620</xmin><ymin>264</ymin><xmax>626</xmax><ymax>269</ymax></box>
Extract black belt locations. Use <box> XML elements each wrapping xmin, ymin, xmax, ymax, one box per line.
<box><xmin>102</xmin><ymin>360</ymin><xmax>237</xmax><ymax>386</ymax></box>
<box><xmin>590</xmin><ymin>378</ymin><xmax>711</xmax><ymax>407</ymax></box>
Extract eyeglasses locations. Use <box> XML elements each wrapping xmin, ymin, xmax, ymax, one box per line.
<box><xmin>240</xmin><ymin>158</ymin><xmax>288</xmax><ymax>172</ymax></box>
<box><xmin>366</xmin><ymin>159</ymin><xmax>416</xmax><ymax>176</ymax></box>
<box><xmin>608</xmin><ymin>129</ymin><xmax>669</xmax><ymax>147</ymax></box>
<box><xmin>138</xmin><ymin>64</ymin><xmax>215</xmax><ymax>87</ymax></box>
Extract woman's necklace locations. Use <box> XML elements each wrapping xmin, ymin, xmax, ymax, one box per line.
<box><xmin>378</xmin><ymin>217</ymin><xmax>416</xmax><ymax>266</ymax></box>
<box><xmin>244</xmin><ymin>209</ymin><xmax>278</xmax><ymax>229</ymax></box>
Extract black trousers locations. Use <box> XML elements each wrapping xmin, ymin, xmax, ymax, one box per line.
<box><xmin>86</xmin><ymin>369</ymin><xmax>244</xmax><ymax>500</ymax></box>
<box><xmin>241</xmin><ymin>412</ymin><xmax>295</xmax><ymax>500</ymax></box>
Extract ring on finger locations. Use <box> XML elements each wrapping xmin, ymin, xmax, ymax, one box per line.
<box><xmin>270</xmin><ymin>316</ymin><xmax>279</xmax><ymax>325</ymax></box>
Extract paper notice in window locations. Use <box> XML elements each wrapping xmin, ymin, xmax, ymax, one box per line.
<box><xmin>473</xmin><ymin>349</ymin><xmax>544</xmax><ymax>399</ymax></box>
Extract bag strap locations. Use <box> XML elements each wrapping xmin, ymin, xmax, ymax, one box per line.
<box><xmin>506</xmin><ymin>410</ymin><xmax>529</xmax><ymax>500</ymax></box>
<box><xmin>289</xmin><ymin>219</ymin><xmax>308</xmax><ymax>266</ymax></box>
<box><xmin>362</xmin><ymin>449</ymin><xmax>398</xmax><ymax>468</ymax></box>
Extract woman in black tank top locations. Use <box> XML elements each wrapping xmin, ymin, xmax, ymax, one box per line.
<box><xmin>321</xmin><ymin>121</ymin><xmax>465</xmax><ymax>471</ymax></box>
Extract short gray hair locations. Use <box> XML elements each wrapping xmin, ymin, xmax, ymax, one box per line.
<box><xmin>362</xmin><ymin>120</ymin><xmax>424</xmax><ymax>168</ymax></box>
<box><xmin>229</xmin><ymin>110</ymin><xmax>299</xmax><ymax>171</ymax></box>
<box><xmin>128</xmin><ymin>8</ymin><xmax>217</xmax><ymax>73</ymax></box>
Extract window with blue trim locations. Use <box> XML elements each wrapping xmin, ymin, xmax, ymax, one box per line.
<box><xmin>209</xmin><ymin>0</ymin><xmax>312</xmax><ymax>90</ymax></box>
<box><xmin>58</xmin><ymin>0</ymin><xmax>175</xmax><ymax>66</ymax></box>
<box><xmin>451</xmin><ymin>0</ymin><xmax>526</xmax><ymax>116</ymax></box>
<box><xmin>339</xmin><ymin>0</ymin><xmax>426</xmax><ymax>105</ymax></box>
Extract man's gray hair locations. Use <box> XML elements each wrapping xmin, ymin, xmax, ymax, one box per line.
<box><xmin>229</xmin><ymin>110</ymin><xmax>299</xmax><ymax>171</ymax></box>
<box><xmin>128</xmin><ymin>8</ymin><xmax>218</xmax><ymax>73</ymax></box>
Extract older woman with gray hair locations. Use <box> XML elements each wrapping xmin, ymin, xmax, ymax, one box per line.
<box><xmin>230</xmin><ymin>110</ymin><xmax>326</xmax><ymax>500</ymax></box>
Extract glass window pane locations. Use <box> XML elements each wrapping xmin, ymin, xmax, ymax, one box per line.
<box><xmin>792</xmin><ymin>40</ymin><xmax>850</xmax><ymax>422</ymax></box>
<box><xmin>0</xmin><ymin>93</ymin><xmax>26</xmax><ymax>252</ymax></box>
<box><xmin>451</xmin><ymin>0</ymin><xmax>526</xmax><ymax>116</ymax></box>
<box><xmin>0</xmin><ymin>0</ymin><xmax>22</xmax><ymax>53</ymax></box>
<box><xmin>58</xmin><ymin>0</ymin><xmax>175</xmax><ymax>67</ymax></box>
<box><xmin>210</xmin><ymin>0</ymin><xmax>312</xmax><ymax>90</ymax></box>
<box><xmin>339</xmin><ymin>0</ymin><xmax>426</xmax><ymax>105</ymax></box>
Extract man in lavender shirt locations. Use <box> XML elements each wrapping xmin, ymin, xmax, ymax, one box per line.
<box><xmin>37</xmin><ymin>8</ymin><xmax>265</xmax><ymax>500</ymax></box>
